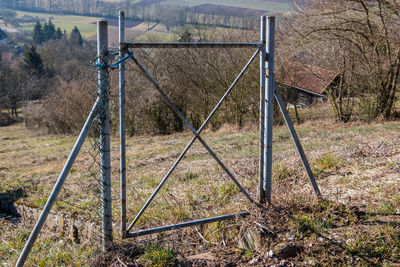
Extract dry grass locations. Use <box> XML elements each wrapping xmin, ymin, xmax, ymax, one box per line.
<box><xmin>1</xmin><ymin>109</ymin><xmax>400</xmax><ymax>265</ymax></box>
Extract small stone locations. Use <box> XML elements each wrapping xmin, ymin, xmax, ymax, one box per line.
<box><xmin>396</xmin><ymin>208</ymin><xmax>400</xmax><ymax>215</ymax></box>
<box><xmin>346</xmin><ymin>239</ymin><xmax>353</xmax><ymax>245</ymax></box>
<box><xmin>265</xmin><ymin>249</ymin><xmax>273</xmax><ymax>258</ymax></box>
<box><xmin>287</xmin><ymin>234</ymin><xmax>295</xmax><ymax>241</ymax></box>
<box><xmin>249</xmin><ymin>257</ymin><xmax>259</xmax><ymax>264</ymax></box>
<box><xmin>0</xmin><ymin>188</ymin><xmax>24</xmax><ymax>217</ymax></box>
<box><xmin>305</xmin><ymin>259</ymin><xmax>316</xmax><ymax>265</ymax></box>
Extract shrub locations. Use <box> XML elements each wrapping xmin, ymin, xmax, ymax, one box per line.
<box><xmin>24</xmin><ymin>79</ymin><xmax>94</xmax><ymax>134</ymax></box>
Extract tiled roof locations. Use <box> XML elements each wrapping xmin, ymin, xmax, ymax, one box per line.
<box><xmin>282</xmin><ymin>63</ymin><xmax>339</xmax><ymax>95</ymax></box>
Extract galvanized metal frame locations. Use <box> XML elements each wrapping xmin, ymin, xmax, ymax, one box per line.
<box><xmin>119</xmin><ymin>14</ymin><xmax>321</xmax><ymax>239</ymax></box>
<box><xmin>273</xmin><ymin>81</ymin><xmax>322</xmax><ymax>197</ymax></box>
<box><xmin>259</xmin><ymin>16</ymin><xmax>267</xmax><ymax>203</ymax></box>
<box><xmin>16</xmin><ymin>97</ymin><xmax>101</xmax><ymax>267</ymax></box>
<box><xmin>16</xmin><ymin>20</ymin><xmax>114</xmax><ymax>266</ymax></box>
<box><xmin>16</xmin><ymin>13</ymin><xmax>322</xmax><ymax>266</ymax></box>
<box><xmin>125</xmin><ymin>50</ymin><xmax>259</xmax><ymax>235</ymax></box>
<box><xmin>122</xmin><ymin>42</ymin><xmax>264</xmax><ymax>49</ymax></box>
<box><xmin>98</xmin><ymin>20</ymin><xmax>113</xmax><ymax>248</ymax></box>
<box><xmin>120</xmin><ymin>15</ymin><xmax>322</xmax><ymax>239</ymax></box>
<box><xmin>119</xmin><ymin>11</ymin><xmax>127</xmax><ymax>239</ymax></box>
<box><xmin>264</xmin><ymin>16</ymin><xmax>275</xmax><ymax>204</ymax></box>
<box><xmin>127</xmin><ymin>212</ymin><xmax>250</xmax><ymax>238</ymax></box>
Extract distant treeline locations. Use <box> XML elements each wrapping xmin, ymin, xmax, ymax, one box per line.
<box><xmin>0</xmin><ymin>0</ymin><xmax>267</xmax><ymax>29</ymax></box>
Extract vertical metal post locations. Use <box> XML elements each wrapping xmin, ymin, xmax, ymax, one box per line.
<box><xmin>98</xmin><ymin>20</ymin><xmax>113</xmax><ymax>248</ymax></box>
<box><xmin>119</xmin><ymin>11</ymin><xmax>127</xmax><ymax>238</ymax></box>
<box><xmin>264</xmin><ymin>16</ymin><xmax>275</xmax><ymax>204</ymax></box>
<box><xmin>259</xmin><ymin>16</ymin><xmax>266</xmax><ymax>204</ymax></box>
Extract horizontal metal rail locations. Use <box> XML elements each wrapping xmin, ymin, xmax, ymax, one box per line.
<box><xmin>122</xmin><ymin>42</ymin><xmax>264</xmax><ymax>49</ymax></box>
<box><xmin>126</xmin><ymin>212</ymin><xmax>249</xmax><ymax>238</ymax></box>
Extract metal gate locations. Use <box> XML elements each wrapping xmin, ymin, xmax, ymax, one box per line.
<box><xmin>16</xmin><ymin>11</ymin><xmax>321</xmax><ymax>266</ymax></box>
<box><xmin>116</xmin><ymin>12</ymin><xmax>322</xmax><ymax>239</ymax></box>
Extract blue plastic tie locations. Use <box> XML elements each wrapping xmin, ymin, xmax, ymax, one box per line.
<box><xmin>110</xmin><ymin>52</ymin><xmax>134</xmax><ymax>68</ymax></box>
<box><xmin>95</xmin><ymin>51</ymin><xmax>133</xmax><ymax>68</ymax></box>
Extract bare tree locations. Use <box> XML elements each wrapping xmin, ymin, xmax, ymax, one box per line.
<box><xmin>161</xmin><ymin>6</ymin><xmax>178</xmax><ymax>32</ymax></box>
<box><xmin>279</xmin><ymin>0</ymin><xmax>400</xmax><ymax>121</ymax></box>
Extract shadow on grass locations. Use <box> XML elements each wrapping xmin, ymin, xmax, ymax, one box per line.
<box><xmin>295</xmin><ymin>206</ymin><xmax>400</xmax><ymax>265</ymax></box>
<box><xmin>0</xmin><ymin>114</ymin><xmax>22</xmax><ymax>127</ymax></box>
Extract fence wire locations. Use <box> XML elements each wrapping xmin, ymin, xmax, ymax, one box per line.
<box><xmin>53</xmin><ymin>51</ymin><xmax>121</xmax><ymax>253</ymax></box>
<box><xmin>87</xmin><ymin>51</ymin><xmax>115</xmax><ymax>247</ymax></box>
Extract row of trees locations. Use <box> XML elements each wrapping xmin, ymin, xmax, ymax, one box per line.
<box><xmin>125</xmin><ymin>4</ymin><xmax>262</xmax><ymax>30</ymax></box>
<box><xmin>0</xmin><ymin>45</ymin><xmax>47</xmax><ymax>119</ymax></box>
<box><xmin>33</xmin><ymin>20</ymin><xmax>83</xmax><ymax>46</ymax></box>
<box><xmin>0</xmin><ymin>9</ymin><xmax>50</xmax><ymax>28</ymax></box>
<box><xmin>33</xmin><ymin>20</ymin><xmax>63</xmax><ymax>45</ymax></box>
<box><xmin>0</xmin><ymin>0</ymin><xmax>264</xmax><ymax>30</ymax></box>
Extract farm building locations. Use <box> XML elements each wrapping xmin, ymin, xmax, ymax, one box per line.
<box><xmin>280</xmin><ymin>63</ymin><xmax>339</xmax><ymax>107</ymax></box>
<box><xmin>0</xmin><ymin>28</ymin><xmax>8</xmax><ymax>44</ymax></box>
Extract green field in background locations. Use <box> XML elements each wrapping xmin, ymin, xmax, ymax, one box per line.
<box><xmin>15</xmin><ymin>10</ymin><xmax>102</xmax><ymax>37</ymax></box>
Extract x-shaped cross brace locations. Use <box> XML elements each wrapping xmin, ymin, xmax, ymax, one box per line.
<box><xmin>126</xmin><ymin>49</ymin><xmax>261</xmax><ymax>233</ymax></box>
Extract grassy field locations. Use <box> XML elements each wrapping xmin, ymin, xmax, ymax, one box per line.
<box><xmin>8</xmin><ymin>10</ymin><xmax>180</xmax><ymax>42</ymax></box>
<box><xmin>14</xmin><ymin>10</ymin><xmax>102</xmax><ymax>38</ymax></box>
<box><xmin>1</xmin><ymin>104</ymin><xmax>400</xmax><ymax>265</ymax></box>
<box><xmin>3</xmin><ymin>0</ymin><xmax>287</xmax><ymax>42</ymax></box>
<box><xmin>8</xmin><ymin>10</ymin><xmax>149</xmax><ymax>42</ymax></box>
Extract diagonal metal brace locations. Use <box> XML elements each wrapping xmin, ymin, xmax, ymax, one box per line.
<box><xmin>273</xmin><ymin>80</ymin><xmax>322</xmax><ymax>198</ymax></box>
<box><xmin>126</xmin><ymin>51</ymin><xmax>259</xmax><ymax>232</ymax></box>
<box><xmin>16</xmin><ymin>97</ymin><xmax>102</xmax><ymax>266</ymax></box>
